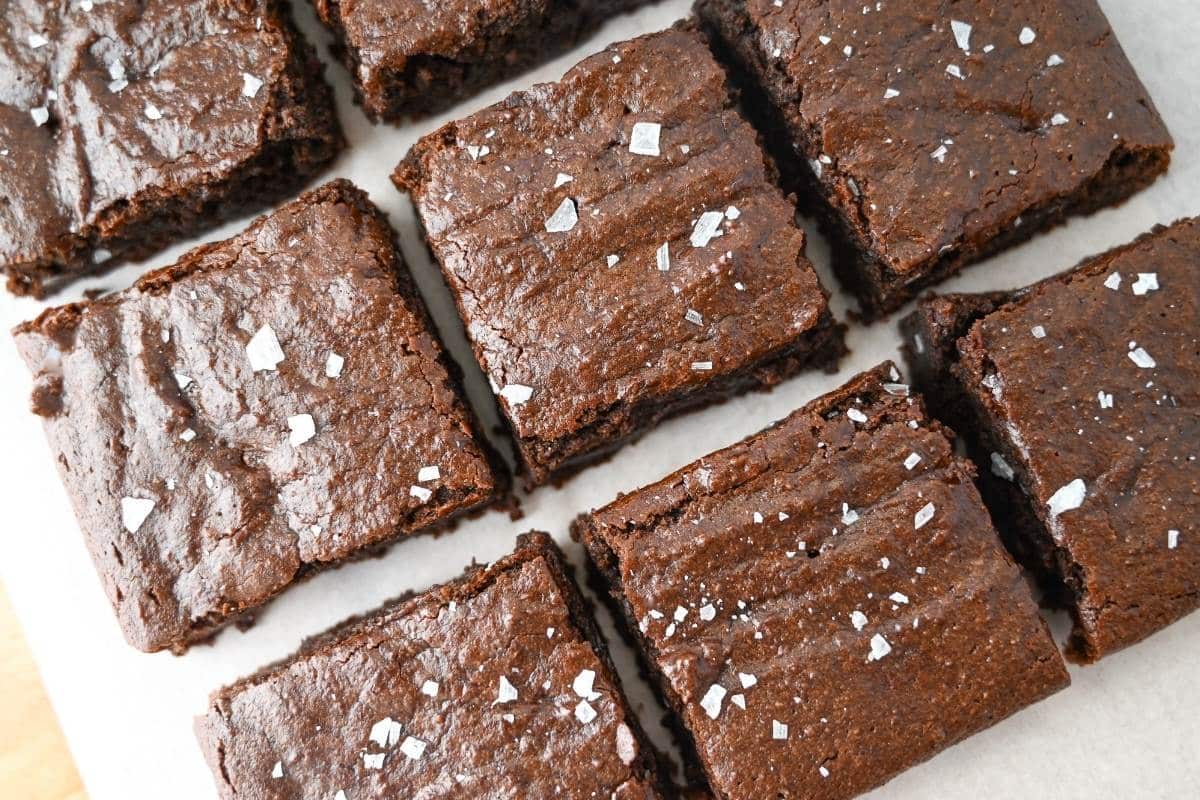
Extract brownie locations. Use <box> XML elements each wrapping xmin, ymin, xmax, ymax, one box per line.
<box><xmin>903</xmin><ymin>219</ymin><xmax>1199</xmax><ymax>662</ymax></box>
<box><xmin>395</xmin><ymin>26</ymin><xmax>844</xmax><ymax>488</ymax></box>
<box><xmin>0</xmin><ymin>0</ymin><xmax>342</xmax><ymax>297</ymax></box>
<box><xmin>196</xmin><ymin>532</ymin><xmax>664</xmax><ymax>799</ymax></box>
<box><xmin>13</xmin><ymin>180</ymin><xmax>504</xmax><ymax>654</ymax></box>
<box><xmin>575</xmin><ymin>363</ymin><xmax>1069</xmax><ymax>799</ymax></box>
<box><xmin>696</xmin><ymin>0</ymin><xmax>1174</xmax><ymax>318</ymax></box>
<box><xmin>313</xmin><ymin>0</ymin><xmax>651</xmax><ymax>121</ymax></box>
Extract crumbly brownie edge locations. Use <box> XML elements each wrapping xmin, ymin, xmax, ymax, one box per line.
<box><xmin>315</xmin><ymin>0</ymin><xmax>649</xmax><ymax>122</ymax></box>
<box><xmin>195</xmin><ymin>532</ymin><xmax>668</xmax><ymax>797</ymax></box>
<box><xmin>5</xmin><ymin>0</ymin><xmax>344</xmax><ymax>298</ymax></box>
<box><xmin>14</xmin><ymin>180</ymin><xmax>506</xmax><ymax>653</ymax></box>
<box><xmin>695</xmin><ymin>0</ymin><xmax>1173</xmax><ymax>319</ymax></box>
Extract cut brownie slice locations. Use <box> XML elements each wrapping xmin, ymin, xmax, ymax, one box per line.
<box><xmin>696</xmin><ymin>0</ymin><xmax>1173</xmax><ymax>317</ymax></box>
<box><xmin>312</xmin><ymin>0</ymin><xmax>651</xmax><ymax>121</ymax></box>
<box><xmin>576</xmin><ymin>363</ymin><xmax>1069</xmax><ymax>800</ymax></box>
<box><xmin>13</xmin><ymin>180</ymin><xmax>504</xmax><ymax>653</ymax></box>
<box><xmin>903</xmin><ymin>218</ymin><xmax>1199</xmax><ymax>662</ymax></box>
<box><xmin>395</xmin><ymin>26</ymin><xmax>844</xmax><ymax>488</ymax></box>
<box><xmin>0</xmin><ymin>0</ymin><xmax>342</xmax><ymax>296</ymax></box>
<box><xmin>196</xmin><ymin>532</ymin><xmax>664</xmax><ymax>800</ymax></box>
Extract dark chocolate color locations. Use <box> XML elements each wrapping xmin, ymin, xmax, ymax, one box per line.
<box><xmin>14</xmin><ymin>180</ymin><xmax>503</xmax><ymax>653</ymax></box>
<box><xmin>1</xmin><ymin>0</ymin><xmax>342</xmax><ymax>296</ymax></box>
<box><xmin>697</xmin><ymin>0</ymin><xmax>1173</xmax><ymax>317</ymax></box>
<box><xmin>197</xmin><ymin>532</ymin><xmax>664</xmax><ymax>800</ymax></box>
<box><xmin>577</xmin><ymin>363</ymin><xmax>1069</xmax><ymax>799</ymax></box>
<box><xmin>904</xmin><ymin>219</ymin><xmax>1200</xmax><ymax>661</ymax></box>
<box><xmin>396</xmin><ymin>26</ymin><xmax>844</xmax><ymax>488</ymax></box>
<box><xmin>313</xmin><ymin>0</ymin><xmax>650</xmax><ymax>121</ymax></box>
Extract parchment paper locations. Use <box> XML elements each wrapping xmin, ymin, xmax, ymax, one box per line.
<box><xmin>1</xmin><ymin>1</ymin><xmax>1197</xmax><ymax>797</ymax></box>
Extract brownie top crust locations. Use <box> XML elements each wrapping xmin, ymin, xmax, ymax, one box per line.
<box><xmin>0</xmin><ymin>0</ymin><xmax>340</xmax><ymax>294</ymax></box>
<box><xmin>197</xmin><ymin>533</ymin><xmax>662</xmax><ymax>800</ymax></box>
<box><xmin>396</xmin><ymin>27</ymin><xmax>834</xmax><ymax>481</ymax></box>
<box><xmin>953</xmin><ymin>218</ymin><xmax>1199</xmax><ymax>660</ymax></box>
<box><xmin>13</xmin><ymin>180</ymin><xmax>501</xmax><ymax>653</ymax></box>
<box><xmin>697</xmin><ymin>0</ymin><xmax>1173</xmax><ymax>278</ymax></box>
<box><xmin>579</xmin><ymin>364</ymin><xmax>1068</xmax><ymax>799</ymax></box>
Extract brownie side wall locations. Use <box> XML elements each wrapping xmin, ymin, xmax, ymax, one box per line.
<box><xmin>900</xmin><ymin>296</ymin><xmax>1071</xmax><ymax>606</ymax></box>
<box><xmin>519</xmin><ymin>308</ymin><xmax>846</xmax><ymax>487</ymax></box>
<box><xmin>6</xmin><ymin>0</ymin><xmax>344</xmax><ymax>298</ymax></box>
<box><xmin>317</xmin><ymin>0</ymin><xmax>652</xmax><ymax>122</ymax></box>
<box><xmin>575</xmin><ymin>516</ymin><xmax>715</xmax><ymax>794</ymax></box>
<box><xmin>696</xmin><ymin>0</ymin><xmax>1172</xmax><ymax>319</ymax></box>
<box><xmin>528</xmin><ymin>535</ymin><xmax>672</xmax><ymax>795</ymax></box>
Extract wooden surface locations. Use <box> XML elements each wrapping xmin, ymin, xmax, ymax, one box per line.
<box><xmin>0</xmin><ymin>581</ymin><xmax>86</xmax><ymax>800</ymax></box>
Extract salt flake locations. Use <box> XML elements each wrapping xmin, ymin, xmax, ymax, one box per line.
<box><xmin>121</xmin><ymin>497</ymin><xmax>155</xmax><ymax>533</ymax></box>
<box><xmin>699</xmin><ymin>684</ymin><xmax>726</xmax><ymax>719</ymax></box>
<box><xmin>246</xmin><ymin>324</ymin><xmax>284</xmax><ymax>371</ymax></box>
<box><xmin>288</xmin><ymin>414</ymin><xmax>315</xmax><ymax>447</ymax></box>
<box><xmin>495</xmin><ymin>676</ymin><xmax>518</xmax><ymax>704</ymax></box>
<box><xmin>544</xmin><ymin>197</ymin><xmax>578</xmax><ymax>233</ymax></box>
<box><xmin>399</xmin><ymin>736</ymin><xmax>426</xmax><ymax>760</ymax></box>
<box><xmin>656</xmin><ymin>242</ymin><xmax>670</xmax><ymax>271</ymax></box>
<box><xmin>500</xmin><ymin>383</ymin><xmax>534</xmax><ymax>406</ymax></box>
<box><xmin>1128</xmin><ymin>347</ymin><xmax>1156</xmax><ymax>369</ymax></box>
<box><xmin>990</xmin><ymin>452</ymin><xmax>1015</xmax><ymax>481</ymax></box>
<box><xmin>1048</xmin><ymin>479</ymin><xmax>1086</xmax><ymax>516</ymax></box>
<box><xmin>950</xmin><ymin>20</ymin><xmax>972</xmax><ymax>51</ymax></box>
<box><xmin>629</xmin><ymin>122</ymin><xmax>661</xmax><ymax>156</ymax></box>
<box><xmin>573</xmin><ymin>669</ymin><xmax>598</xmax><ymax>699</ymax></box>
<box><xmin>241</xmin><ymin>72</ymin><xmax>263</xmax><ymax>98</ymax></box>
<box><xmin>914</xmin><ymin>502</ymin><xmax>935</xmax><ymax>529</ymax></box>
<box><xmin>575</xmin><ymin>699</ymin><xmax>598</xmax><ymax>724</ymax></box>
<box><xmin>867</xmin><ymin>633</ymin><xmax>892</xmax><ymax>661</ymax></box>
<box><xmin>690</xmin><ymin>211</ymin><xmax>726</xmax><ymax>248</ymax></box>
<box><xmin>325</xmin><ymin>352</ymin><xmax>345</xmax><ymax>378</ymax></box>
<box><xmin>1131</xmin><ymin>273</ymin><xmax>1159</xmax><ymax>295</ymax></box>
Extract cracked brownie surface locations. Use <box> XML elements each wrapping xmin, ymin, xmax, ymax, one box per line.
<box><xmin>12</xmin><ymin>180</ymin><xmax>502</xmax><ymax>653</ymax></box>
<box><xmin>697</xmin><ymin>0</ymin><xmax>1173</xmax><ymax>317</ymax></box>
<box><xmin>905</xmin><ymin>218</ymin><xmax>1200</xmax><ymax>661</ymax></box>
<box><xmin>577</xmin><ymin>363</ymin><xmax>1068</xmax><ymax>800</ymax></box>
<box><xmin>0</xmin><ymin>0</ymin><xmax>342</xmax><ymax>296</ymax></box>
<box><xmin>395</xmin><ymin>26</ymin><xmax>843</xmax><ymax>487</ymax></box>
<box><xmin>196</xmin><ymin>533</ymin><xmax>664</xmax><ymax>800</ymax></box>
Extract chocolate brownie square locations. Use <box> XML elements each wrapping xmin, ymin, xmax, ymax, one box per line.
<box><xmin>576</xmin><ymin>363</ymin><xmax>1069</xmax><ymax>799</ymax></box>
<box><xmin>395</xmin><ymin>26</ymin><xmax>844</xmax><ymax>488</ymax></box>
<box><xmin>196</xmin><ymin>532</ymin><xmax>664</xmax><ymax>800</ymax></box>
<box><xmin>697</xmin><ymin>0</ymin><xmax>1173</xmax><ymax>318</ymax></box>
<box><xmin>13</xmin><ymin>180</ymin><xmax>503</xmax><ymax>653</ymax></box>
<box><xmin>312</xmin><ymin>0</ymin><xmax>651</xmax><ymax>121</ymax></box>
<box><xmin>903</xmin><ymin>218</ymin><xmax>1199</xmax><ymax>662</ymax></box>
<box><xmin>0</xmin><ymin>0</ymin><xmax>342</xmax><ymax>296</ymax></box>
